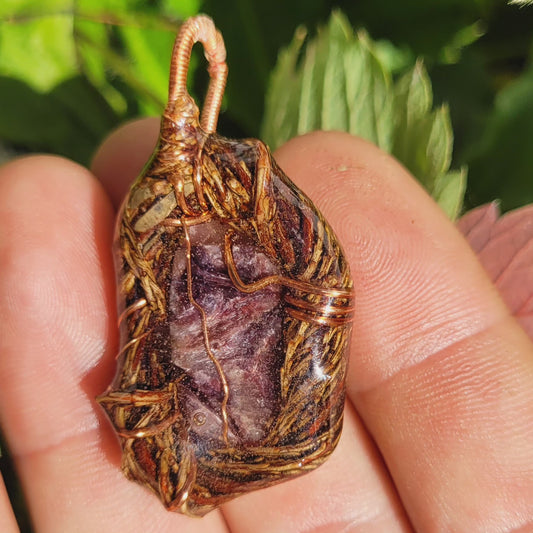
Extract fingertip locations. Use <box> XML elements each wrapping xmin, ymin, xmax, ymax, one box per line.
<box><xmin>91</xmin><ymin>117</ymin><xmax>160</xmax><ymax>209</ymax></box>
<box><xmin>0</xmin><ymin>153</ymin><xmax>95</xmax><ymax>191</ymax></box>
<box><xmin>274</xmin><ymin>130</ymin><xmax>442</xmax><ymax>224</ymax></box>
<box><xmin>0</xmin><ymin>152</ymin><xmax>223</xmax><ymax>533</ymax></box>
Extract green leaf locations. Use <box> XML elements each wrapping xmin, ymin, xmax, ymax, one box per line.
<box><xmin>433</xmin><ymin>168</ymin><xmax>467</xmax><ymax>220</ymax></box>
<box><xmin>393</xmin><ymin>60</ymin><xmax>432</xmax><ymax>128</ymax></box>
<box><xmin>0</xmin><ymin>15</ymin><xmax>77</xmax><ymax>92</ymax></box>
<box><xmin>0</xmin><ymin>0</ymin><xmax>71</xmax><ymax>18</ymax></box>
<box><xmin>297</xmin><ymin>34</ymin><xmax>320</xmax><ymax>134</ymax></box>
<box><xmin>345</xmin><ymin>31</ymin><xmax>394</xmax><ymax>150</ymax></box>
<box><xmin>392</xmin><ymin>64</ymin><xmax>453</xmax><ymax>190</ymax></box>
<box><xmin>262</xmin><ymin>11</ymin><xmax>394</xmax><ymax>151</ymax></box>
<box><xmin>372</xmin><ymin>39</ymin><xmax>414</xmax><ymax>75</ymax></box>
<box><xmin>321</xmin><ymin>13</ymin><xmax>350</xmax><ymax>131</ymax></box>
<box><xmin>262</xmin><ymin>10</ymin><xmax>465</xmax><ymax>219</ymax></box>
<box><xmin>118</xmin><ymin>25</ymin><xmax>176</xmax><ymax>114</ymax></box>
<box><xmin>509</xmin><ymin>0</ymin><xmax>533</xmax><ymax>5</ymax></box>
<box><xmin>161</xmin><ymin>0</ymin><xmax>201</xmax><ymax>18</ymax></box>
<box><xmin>438</xmin><ymin>21</ymin><xmax>485</xmax><ymax>64</ymax></box>
<box><xmin>0</xmin><ymin>2</ymin><xmax>202</xmax><ymax>162</ymax></box>
<box><xmin>74</xmin><ymin>19</ymin><xmax>128</xmax><ymax>114</ymax></box>
<box><xmin>261</xmin><ymin>27</ymin><xmax>306</xmax><ymax>150</ymax></box>
<box><xmin>0</xmin><ymin>75</ymin><xmax>118</xmax><ymax>164</ymax></box>
<box><xmin>465</xmin><ymin>65</ymin><xmax>533</xmax><ymax>210</ymax></box>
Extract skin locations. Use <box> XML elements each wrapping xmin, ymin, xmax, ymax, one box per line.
<box><xmin>0</xmin><ymin>121</ymin><xmax>532</xmax><ymax>533</ymax></box>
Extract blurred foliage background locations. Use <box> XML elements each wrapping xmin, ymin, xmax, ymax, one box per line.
<box><xmin>0</xmin><ymin>0</ymin><xmax>533</xmax><ymax>212</ymax></box>
<box><xmin>1</xmin><ymin>0</ymin><xmax>533</xmax><ymax>530</ymax></box>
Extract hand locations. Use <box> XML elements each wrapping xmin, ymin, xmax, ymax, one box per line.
<box><xmin>1</xmin><ymin>122</ymin><xmax>532</xmax><ymax>533</ymax></box>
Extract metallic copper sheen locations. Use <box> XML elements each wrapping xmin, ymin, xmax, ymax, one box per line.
<box><xmin>97</xmin><ymin>14</ymin><xmax>354</xmax><ymax>517</ymax></box>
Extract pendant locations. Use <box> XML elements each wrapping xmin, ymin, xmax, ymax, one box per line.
<box><xmin>97</xmin><ymin>14</ymin><xmax>353</xmax><ymax>517</ymax></box>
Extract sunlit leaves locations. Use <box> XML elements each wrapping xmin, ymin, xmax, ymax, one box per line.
<box><xmin>0</xmin><ymin>14</ymin><xmax>77</xmax><ymax>92</ymax></box>
<box><xmin>263</xmin><ymin>12</ymin><xmax>394</xmax><ymax>151</ymax></box>
<box><xmin>262</xmin><ymin>11</ymin><xmax>466</xmax><ymax>219</ymax></box>
<box><xmin>0</xmin><ymin>0</ymin><xmax>200</xmax><ymax>163</ymax></box>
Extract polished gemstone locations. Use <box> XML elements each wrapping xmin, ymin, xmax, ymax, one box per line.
<box><xmin>97</xmin><ymin>14</ymin><xmax>353</xmax><ymax>517</ymax></box>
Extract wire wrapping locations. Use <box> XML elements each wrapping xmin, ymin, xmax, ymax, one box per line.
<box><xmin>167</xmin><ymin>15</ymin><xmax>228</xmax><ymax>133</ymax></box>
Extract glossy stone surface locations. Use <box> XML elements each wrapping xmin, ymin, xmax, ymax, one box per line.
<box><xmin>97</xmin><ymin>94</ymin><xmax>354</xmax><ymax>517</ymax></box>
<box><xmin>169</xmin><ymin>220</ymin><xmax>283</xmax><ymax>445</ymax></box>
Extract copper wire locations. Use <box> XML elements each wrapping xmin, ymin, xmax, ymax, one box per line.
<box><xmin>168</xmin><ymin>15</ymin><xmax>227</xmax><ymax>133</ymax></box>
<box><xmin>114</xmin><ymin>331</ymin><xmax>149</xmax><ymax>360</ymax></box>
<box><xmin>182</xmin><ymin>218</ymin><xmax>231</xmax><ymax>446</ymax></box>
<box><xmin>224</xmin><ymin>230</ymin><xmax>354</xmax><ymax>300</ymax></box>
<box><xmin>117</xmin><ymin>298</ymin><xmax>147</xmax><ymax>327</ymax></box>
<box><xmin>117</xmin><ymin>409</ymin><xmax>181</xmax><ymax>439</ymax></box>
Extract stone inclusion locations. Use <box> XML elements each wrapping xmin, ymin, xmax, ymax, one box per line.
<box><xmin>170</xmin><ymin>220</ymin><xmax>283</xmax><ymax>446</ymax></box>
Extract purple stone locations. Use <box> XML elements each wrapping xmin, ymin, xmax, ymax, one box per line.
<box><xmin>169</xmin><ymin>220</ymin><xmax>283</xmax><ymax>445</ymax></box>
<box><xmin>98</xmin><ymin>94</ymin><xmax>354</xmax><ymax>517</ymax></box>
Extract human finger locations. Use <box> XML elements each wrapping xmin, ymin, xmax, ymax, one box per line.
<box><xmin>93</xmin><ymin>121</ymin><xmax>533</xmax><ymax>531</ymax></box>
<box><xmin>91</xmin><ymin>117</ymin><xmax>160</xmax><ymax>209</ymax></box>
<box><xmin>276</xmin><ymin>132</ymin><xmax>533</xmax><ymax>532</ymax></box>
<box><xmin>0</xmin><ymin>156</ymin><xmax>227</xmax><ymax>533</ymax></box>
<box><xmin>222</xmin><ymin>403</ymin><xmax>412</xmax><ymax>533</ymax></box>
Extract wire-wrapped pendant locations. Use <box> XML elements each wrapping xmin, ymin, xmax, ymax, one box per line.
<box><xmin>97</xmin><ymin>14</ymin><xmax>354</xmax><ymax>517</ymax></box>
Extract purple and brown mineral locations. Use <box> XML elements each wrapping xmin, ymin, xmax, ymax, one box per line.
<box><xmin>97</xmin><ymin>14</ymin><xmax>353</xmax><ymax>517</ymax></box>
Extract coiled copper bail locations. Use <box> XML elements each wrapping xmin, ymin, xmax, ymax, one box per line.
<box><xmin>167</xmin><ymin>15</ymin><xmax>228</xmax><ymax>133</ymax></box>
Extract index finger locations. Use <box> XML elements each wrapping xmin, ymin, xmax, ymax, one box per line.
<box><xmin>0</xmin><ymin>154</ymin><xmax>229</xmax><ymax>533</ymax></box>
